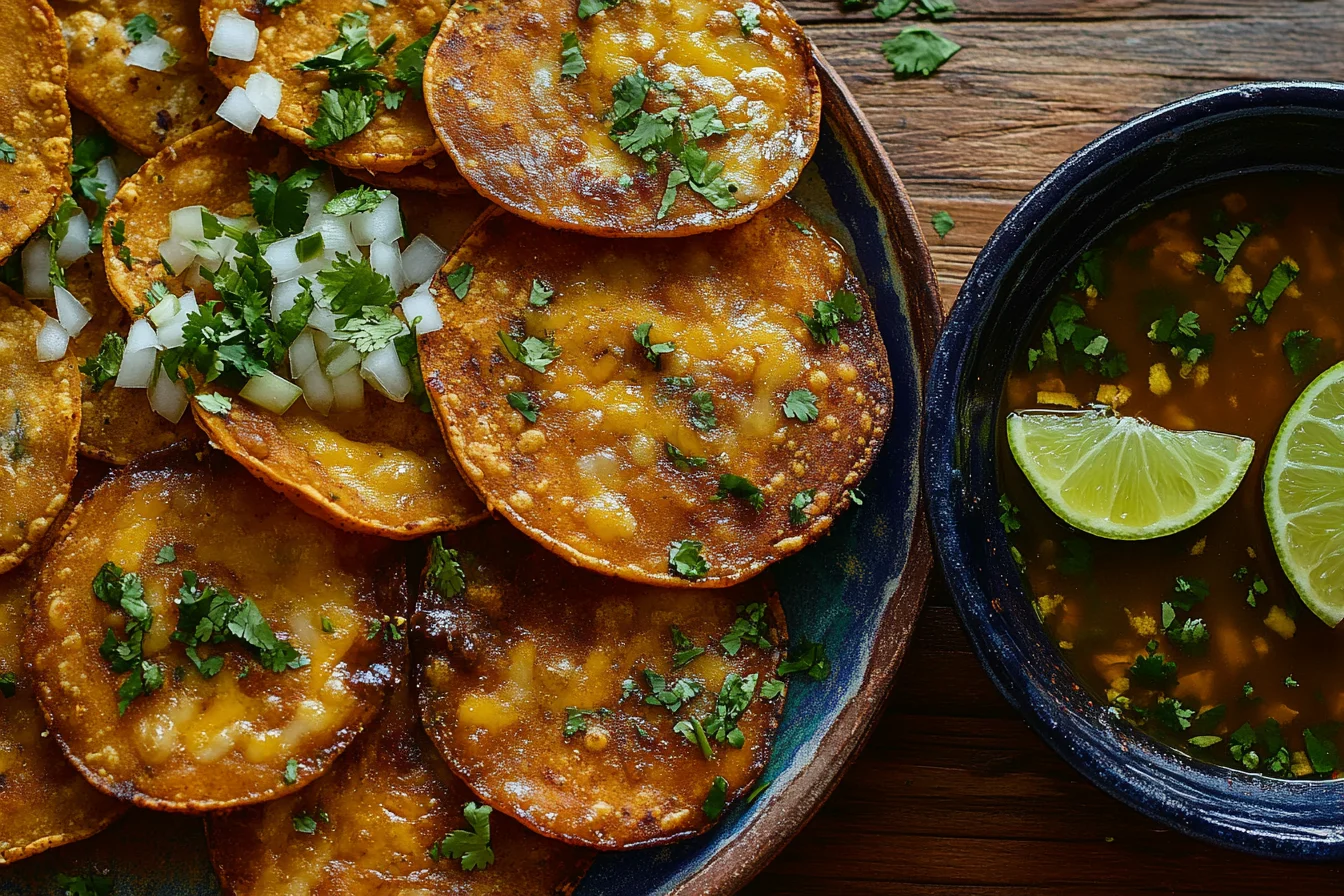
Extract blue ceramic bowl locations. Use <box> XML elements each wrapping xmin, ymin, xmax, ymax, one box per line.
<box><xmin>925</xmin><ymin>81</ymin><xmax>1344</xmax><ymax>859</ymax></box>
<box><xmin>0</xmin><ymin>53</ymin><xmax>942</xmax><ymax>895</ymax></box>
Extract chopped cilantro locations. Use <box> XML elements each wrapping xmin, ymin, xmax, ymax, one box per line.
<box><xmin>642</xmin><ymin>667</ymin><xmax>703</xmax><ymax>713</ymax></box>
<box><xmin>873</xmin><ymin>0</ymin><xmax>911</xmax><ymax>19</ymax></box>
<box><xmin>91</xmin><ymin>562</ymin><xmax>164</xmax><ymax>714</ymax></box>
<box><xmin>155</xmin><ymin>544</ymin><xmax>177</xmax><ymax>565</ymax></box>
<box><xmin>196</xmin><ymin>392</ymin><xmax>233</xmax><ymax>416</ymax></box>
<box><xmin>760</xmin><ymin>678</ymin><xmax>785</xmax><ymax>700</ymax></box>
<box><xmin>1195</xmin><ymin>222</ymin><xmax>1255</xmax><ymax>283</ymax></box>
<box><xmin>1283</xmin><ymin>329</ymin><xmax>1322</xmax><ymax>376</ymax></box>
<box><xmin>1230</xmin><ymin>722</ymin><xmax>1260</xmax><ymax>771</ymax></box>
<box><xmin>577</xmin><ymin>0</ymin><xmax>623</xmax><ymax>18</ymax></box>
<box><xmin>1234</xmin><ymin>257</ymin><xmax>1300</xmax><ymax>330</ymax></box>
<box><xmin>668</xmin><ymin>539</ymin><xmax>709</xmax><ymax>580</ymax></box>
<box><xmin>528</xmin><ymin>278</ymin><xmax>554</xmax><ymax>306</ymax></box>
<box><xmin>1188</xmin><ymin>734</ymin><xmax>1222</xmax><ymax>749</ymax></box>
<box><xmin>747</xmin><ymin>779</ymin><xmax>771</xmax><ymax>802</ymax></box>
<box><xmin>665</xmin><ymin>442</ymin><xmax>707</xmax><ymax>472</ymax></box>
<box><xmin>914</xmin><ymin>0</ymin><xmax>957</xmax><ymax>19</ymax></box>
<box><xmin>633</xmin><ymin>322</ymin><xmax>675</xmax><ymax>367</ymax></box>
<box><xmin>324</xmin><ymin>185</ymin><xmax>390</xmax><ymax>216</ymax></box>
<box><xmin>1304</xmin><ymin>727</ymin><xmax>1340</xmax><ymax>774</ymax></box>
<box><xmin>248</xmin><ymin>166</ymin><xmax>321</xmax><ymax>237</ymax></box>
<box><xmin>777</xmin><ymin>639</ymin><xmax>830</xmax><ymax>680</ymax></box>
<box><xmin>689</xmin><ymin>390</ymin><xmax>717</xmax><ymax>430</ymax></box>
<box><xmin>1234</xmin><ymin>566</ymin><xmax>1268</xmax><ymax>607</ymax></box>
<box><xmin>0</xmin><ymin>671</ymin><xmax>15</xmax><ymax>698</ymax></box>
<box><xmin>283</xmin><ymin>758</ymin><xmax>299</xmax><ymax>785</ymax></box>
<box><xmin>1243</xmin><ymin>681</ymin><xmax>1255</xmax><ymax>699</ymax></box>
<box><xmin>997</xmin><ymin>495</ymin><xmax>1021</xmax><ymax>534</ymax></box>
<box><xmin>366</xmin><ymin>615</ymin><xmax>405</xmax><ymax>641</ymax></box>
<box><xmin>1127</xmin><ymin>640</ymin><xmax>1176</xmax><ymax>689</ymax></box>
<box><xmin>305</xmin><ymin>86</ymin><xmax>379</xmax><ymax>149</ymax></box>
<box><xmin>881</xmin><ymin>26</ymin><xmax>960</xmax><ymax>78</ymax></box>
<box><xmin>171</xmin><ymin>570</ymin><xmax>308</xmax><ymax>678</ymax></box>
<box><xmin>498</xmin><ymin>330</ymin><xmax>561</xmax><ymax>373</ymax></box>
<box><xmin>1027</xmin><ymin>297</ymin><xmax>1127</xmax><ymax>377</ymax></box>
<box><xmin>1148</xmin><ymin>306</ymin><xmax>1213</xmax><ymax>364</ymax></box>
<box><xmin>798</xmin><ymin>289</ymin><xmax>863</xmax><ymax>345</ymax></box>
<box><xmin>0</xmin><ymin>137</ymin><xmax>14</xmax><ymax>164</ymax></box>
<box><xmin>702</xmin><ymin>671</ymin><xmax>757</xmax><ymax>748</ymax></box>
<box><xmin>55</xmin><ymin>875</ymin><xmax>112</xmax><ymax>896</ymax></box>
<box><xmin>563</xmin><ymin>706</ymin><xmax>611</xmax><ymax>737</ymax></box>
<box><xmin>79</xmin><ymin>333</ymin><xmax>125</xmax><ymax>393</ymax></box>
<box><xmin>735</xmin><ymin>4</ymin><xmax>760</xmax><ymax>34</ymax></box>
<box><xmin>788</xmin><ymin>489</ymin><xmax>816</xmax><ymax>526</ymax></box>
<box><xmin>713</xmin><ymin>473</ymin><xmax>764</xmax><ymax>511</ymax></box>
<box><xmin>427</xmin><ymin>536</ymin><xmax>466</xmax><ymax>598</ymax></box>
<box><xmin>1168</xmin><ymin>575</ymin><xmax>1209</xmax><ymax>611</ymax></box>
<box><xmin>1154</xmin><ymin>697</ymin><xmax>1195</xmax><ymax>732</ymax></box>
<box><xmin>782</xmin><ymin>388</ymin><xmax>819</xmax><ymax>422</ymax></box>
<box><xmin>321</xmin><ymin>616</ymin><xmax>334</xmax><ymax>633</ymax></box>
<box><xmin>1284</xmin><ymin>674</ymin><xmax>1299</xmax><ymax>689</ymax></box>
<box><xmin>671</xmin><ymin>625</ymin><xmax>706</xmax><ymax>668</ymax></box>
<box><xmin>931</xmin><ymin>210</ymin><xmax>955</xmax><ymax>238</ymax></box>
<box><xmin>721</xmin><ymin>602</ymin><xmax>771</xmax><ymax>655</ymax></box>
<box><xmin>507</xmin><ymin>391</ymin><xmax>539</xmax><ymax>422</ymax></box>
<box><xmin>1164</xmin><ymin>616</ymin><xmax>1209</xmax><ymax>655</ymax></box>
<box><xmin>674</xmin><ymin>716</ymin><xmax>713</xmax><ymax>759</ymax></box>
<box><xmin>790</xmin><ymin>219</ymin><xmax>813</xmax><ymax>236</ymax></box>
<box><xmin>292</xmin><ymin>812</ymin><xmax>321</xmax><ymax>834</ymax></box>
<box><xmin>560</xmin><ymin>31</ymin><xmax>586</xmax><ymax>78</ymax></box>
<box><xmin>444</xmin><ymin>263</ymin><xmax>474</xmax><ymax>300</ymax></box>
<box><xmin>702</xmin><ymin>775</ymin><xmax>729</xmax><ymax>820</ymax></box>
<box><xmin>394</xmin><ymin>22</ymin><xmax>440</xmax><ymax>99</ymax></box>
<box><xmin>124</xmin><ymin>12</ymin><xmax>157</xmax><ymax>42</ymax></box>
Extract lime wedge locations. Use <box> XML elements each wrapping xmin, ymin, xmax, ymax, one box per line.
<box><xmin>1007</xmin><ymin>410</ymin><xmax>1254</xmax><ymax>540</ymax></box>
<box><xmin>1265</xmin><ymin>361</ymin><xmax>1344</xmax><ymax>626</ymax></box>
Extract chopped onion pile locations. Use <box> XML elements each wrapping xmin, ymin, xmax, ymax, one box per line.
<box><xmin>58</xmin><ymin>187</ymin><xmax>452</xmax><ymax>423</ymax></box>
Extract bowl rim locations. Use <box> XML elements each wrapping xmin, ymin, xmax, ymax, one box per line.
<box><xmin>925</xmin><ymin>80</ymin><xmax>1344</xmax><ymax>860</ymax></box>
<box><xmin>676</xmin><ymin>44</ymin><xmax>944</xmax><ymax>895</ymax></box>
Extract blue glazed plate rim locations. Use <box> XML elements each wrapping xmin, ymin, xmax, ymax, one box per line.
<box><xmin>925</xmin><ymin>80</ymin><xmax>1344</xmax><ymax>861</ymax></box>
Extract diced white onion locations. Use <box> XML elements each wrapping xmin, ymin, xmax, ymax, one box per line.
<box><xmin>369</xmin><ymin>240</ymin><xmax>405</xmax><ymax>294</ymax></box>
<box><xmin>331</xmin><ymin>367</ymin><xmax>364</xmax><ymax>413</ymax></box>
<box><xmin>55</xmin><ymin>212</ymin><xmax>92</xmax><ymax>266</ymax></box>
<box><xmin>126</xmin><ymin>35</ymin><xmax>175</xmax><ymax>72</ymax></box>
<box><xmin>307</xmin><ymin>304</ymin><xmax>338</xmax><ymax>337</ymax></box>
<box><xmin>149</xmin><ymin>364</ymin><xmax>189</xmax><ymax>423</ymax></box>
<box><xmin>321</xmin><ymin>340</ymin><xmax>360</xmax><ymax>377</ymax></box>
<box><xmin>21</xmin><ymin>236</ymin><xmax>52</xmax><ymax>299</ymax></box>
<box><xmin>169</xmin><ymin>206</ymin><xmax>207</xmax><ymax>243</ymax></box>
<box><xmin>359</xmin><ymin>341</ymin><xmax>411</xmax><ymax>402</ymax></box>
<box><xmin>271</xmin><ymin>278</ymin><xmax>304</xmax><ymax>322</ymax></box>
<box><xmin>93</xmin><ymin>157</ymin><xmax>121</xmax><ymax>200</ymax></box>
<box><xmin>154</xmin><ymin>291</ymin><xmax>197</xmax><ymax>349</ymax></box>
<box><xmin>305</xmin><ymin>170</ymin><xmax>337</xmax><ymax>220</ymax></box>
<box><xmin>289</xmin><ymin>329</ymin><xmax>318</xmax><ymax>380</ymax></box>
<box><xmin>298</xmin><ymin>364</ymin><xmax>334</xmax><ymax>416</ymax></box>
<box><xmin>217</xmin><ymin>86</ymin><xmax>261</xmax><ymax>135</ymax></box>
<box><xmin>348</xmin><ymin>195</ymin><xmax>402</xmax><ymax>246</ymax></box>
<box><xmin>53</xmin><ymin>286</ymin><xmax>92</xmax><ymax>338</ymax></box>
<box><xmin>115</xmin><ymin>347</ymin><xmax>156</xmax><ymax>388</ymax></box>
<box><xmin>244</xmin><ymin>72</ymin><xmax>282</xmax><ymax>119</ymax></box>
<box><xmin>209</xmin><ymin>10</ymin><xmax>259</xmax><ymax>61</ymax></box>
<box><xmin>240</xmin><ymin>370</ymin><xmax>303</xmax><ymax>415</ymax></box>
<box><xmin>34</xmin><ymin>315</ymin><xmax>69</xmax><ymax>362</ymax></box>
<box><xmin>399</xmin><ymin>233</ymin><xmax>448</xmax><ymax>286</ymax></box>
<box><xmin>183</xmin><ymin>262</ymin><xmax>210</xmax><ymax>292</ymax></box>
<box><xmin>306</xmin><ymin>214</ymin><xmax>355</xmax><ymax>257</ymax></box>
<box><xmin>264</xmin><ymin>236</ymin><xmax>325</xmax><ymax>282</ymax></box>
<box><xmin>159</xmin><ymin>238</ymin><xmax>197</xmax><ymax>274</ymax></box>
<box><xmin>125</xmin><ymin>318</ymin><xmax>161</xmax><ymax>354</ymax></box>
<box><xmin>400</xmin><ymin>285</ymin><xmax>442</xmax><ymax>335</ymax></box>
<box><xmin>146</xmin><ymin>293</ymin><xmax>181</xmax><ymax>328</ymax></box>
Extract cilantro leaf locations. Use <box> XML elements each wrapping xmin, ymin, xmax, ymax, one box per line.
<box><xmin>1148</xmin><ymin>306</ymin><xmax>1213</xmax><ymax>365</ymax></box>
<box><xmin>324</xmin><ymin>185</ymin><xmax>391</xmax><ymax>216</ymax></box>
<box><xmin>560</xmin><ymin>31</ymin><xmax>586</xmax><ymax>78</ymax></box>
<box><xmin>1154</xmin><ymin>697</ymin><xmax>1195</xmax><ymax>732</ymax></box>
<box><xmin>55</xmin><ymin>875</ymin><xmax>113</xmax><ymax>896</ymax></box>
<box><xmin>713</xmin><ymin>473</ymin><xmax>764</xmax><ymax>511</ymax></box>
<box><xmin>428</xmin><ymin>536</ymin><xmax>466</xmax><ymax>598</ymax></box>
<box><xmin>687</xmin><ymin>105</ymin><xmax>728</xmax><ymax>140</ymax></box>
<box><xmin>444</xmin><ymin>263</ymin><xmax>474</xmax><ymax>300</ymax></box>
<box><xmin>735</xmin><ymin>4</ymin><xmax>760</xmax><ymax>34</ymax></box>
<box><xmin>528</xmin><ymin>279</ymin><xmax>553</xmax><ymax>306</ymax></box>
<box><xmin>1027</xmin><ymin>297</ymin><xmax>1127</xmax><ymax>377</ymax></box>
<box><xmin>577</xmin><ymin>0</ymin><xmax>623</xmax><ymax>18</ymax></box>
<box><xmin>873</xmin><ymin>0</ymin><xmax>911</xmax><ymax>18</ymax></box>
<box><xmin>498</xmin><ymin>330</ymin><xmax>561</xmax><ymax>373</ymax></box>
<box><xmin>798</xmin><ymin>290</ymin><xmax>862</xmax><ymax>345</ymax></box>
<box><xmin>788</xmin><ymin>489</ymin><xmax>816</xmax><ymax>526</ymax></box>
<box><xmin>305</xmin><ymin>87</ymin><xmax>378</xmax><ymax>149</ymax></box>
<box><xmin>249</xmin><ymin>167</ymin><xmax>321</xmax><ymax>236</ymax></box>
<box><xmin>665</xmin><ymin>442</ymin><xmax>707</xmax><ymax>472</ymax></box>
<box><xmin>283</xmin><ymin>758</ymin><xmax>299</xmax><ymax>785</ymax></box>
<box><xmin>0</xmin><ymin>671</ymin><xmax>16</xmax><ymax>698</ymax></box>
<box><xmin>563</xmin><ymin>705</ymin><xmax>611</xmax><ymax>736</ymax></box>
<box><xmin>1304</xmin><ymin>727</ymin><xmax>1340</xmax><ymax>774</ymax></box>
<box><xmin>79</xmin><ymin>333</ymin><xmax>125</xmax><ymax>393</ymax></box>
<box><xmin>668</xmin><ymin>539</ymin><xmax>709</xmax><ymax>580</ymax></box>
<box><xmin>881</xmin><ymin>26</ymin><xmax>960</xmax><ymax>78</ymax></box>
<box><xmin>156</xmin><ymin>544</ymin><xmax>177</xmax><ymax>564</ymax></box>
<box><xmin>196</xmin><ymin>392</ymin><xmax>232</xmax><ymax>416</ymax></box>
<box><xmin>671</xmin><ymin>624</ymin><xmax>706</xmax><ymax>668</ymax></box>
<box><xmin>720</xmin><ymin>602</ymin><xmax>771</xmax><ymax>655</ymax></box>
<box><xmin>1196</xmin><ymin>222</ymin><xmax>1255</xmax><ymax>283</ymax></box>
<box><xmin>394</xmin><ymin>22</ymin><xmax>440</xmax><ymax>99</ymax></box>
<box><xmin>317</xmin><ymin>254</ymin><xmax>397</xmax><ymax>320</ymax></box>
<box><xmin>429</xmin><ymin>802</ymin><xmax>495</xmax><ymax>871</ymax></box>
<box><xmin>507</xmin><ymin>391</ymin><xmax>539</xmax><ymax>422</ymax></box>
<box><xmin>124</xmin><ymin>12</ymin><xmax>158</xmax><ymax>42</ymax></box>
<box><xmin>633</xmin><ymin>321</ymin><xmax>675</xmax><ymax>367</ymax></box>
<box><xmin>0</xmin><ymin>137</ymin><xmax>14</xmax><ymax>164</ymax></box>
<box><xmin>1235</xmin><ymin>257</ymin><xmax>1300</xmax><ymax>329</ymax></box>
<box><xmin>997</xmin><ymin>495</ymin><xmax>1021</xmax><ymax>533</ymax></box>
<box><xmin>782</xmin><ymin>388</ymin><xmax>818</xmax><ymax>422</ymax></box>
<box><xmin>689</xmin><ymin>390</ymin><xmax>717</xmax><ymax>430</ymax></box>
<box><xmin>642</xmin><ymin>667</ymin><xmax>703</xmax><ymax>712</ymax></box>
<box><xmin>931</xmin><ymin>210</ymin><xmax>955</xmax><ymax>238</ymax></box>
<box><xmin>1283</xmin><ymin>329</ymin><xmax>1322</xmax><ymax>377</ymax></box>
<box><xmin>702</xmin><ymin>775</ymin><xmax>729</xmax><ymax>820</ymax></box>
<box><xmin>1128</xmin><ymin>640</ymin><xmax>1176</xmax><ymax>689</ymax></box>
<box><xmin>91</xmin><ymin>562</ymin><xmax>163</xmax><ymax>714</ymax></box>
<box><xmin>702</xmin><ymin>671</ymin><xmax>757</xmax><ymax>748</ymax></box>
<box><xmin>777</xmin><ymin>639</ymin><xmax>830</xmax><ymax>680</ymax></box>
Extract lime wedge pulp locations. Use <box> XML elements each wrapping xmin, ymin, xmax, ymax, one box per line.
<box><xmin>1265</xmin><ymin>361</ymin><xmax>1344</xmax><ymax>626</ymax></box>
<box><xmin>1007</xmin><ymin>409</ymin><xmax>1255</xmax><ymax>541</ymax></box>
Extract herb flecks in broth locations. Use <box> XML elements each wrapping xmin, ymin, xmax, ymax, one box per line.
<box><xmin>1002</xmin><ymin>173</ymin><xmax>1344</xmax><ymax>779</ymax></box>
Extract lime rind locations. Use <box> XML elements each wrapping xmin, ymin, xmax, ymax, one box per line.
<box><xmin>1265</xmin><ymin>360</ymin><xmax>1344</xmax><ymax>627</ymax></box>
<box><xmin>1007</xmin><ymin>409</ymin><xmax>1255</xmax><ymax>541</ymax></box>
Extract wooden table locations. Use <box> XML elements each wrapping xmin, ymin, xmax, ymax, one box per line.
<box><xmin>746</xmin><ymin>2</ymin><xmax>1344</xmax><ymax>892</ymax></box>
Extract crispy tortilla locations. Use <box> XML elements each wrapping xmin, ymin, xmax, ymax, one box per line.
<box><xmin>207</xmin><ymin>677</ymin><xmax>593</xmax><ymax>895</ymax></box>
<box><xmin>53</xmin><ymin>0</ymin><xmax>225</xmax><ymax>156</ymax></box>
<box><xmin>418</xmin><ymin>201</ymin><xmax>893</xmax><ymax>587</ymax></box>
<box><xmin>65</xmin><ymin>251</ymin><xmax>202</xmax><ymax>464</ymax></box>
<box><xmin>0</xmin><ymin>284</ymin><xmax>80</xmax><ymax>576</ymax></box>
<box><xmin>0</xmin><ymin>563</ymin><xmax>124</xmax><ymax>864</ymax></box>
<box><xmin>102</xmin><ymin>121</ymin><xmax>303</xmax><ymax>314</ymax></box>
<box><xmin>0</xmin><ymin>0</ymin><xmax>72</xmax><ymax>262</ymax></box>
<box><xmin>200</xmin><ymin>0</ymin><xmax>449</xmax><ymax>172</ymax></box>
<box><xmin>341</xmin><ymin>155</ymin><xmax>472</xmax><ymax>197</ymax></box>
<box><xmin>23</xmin><ymin>448</ymin><xmax>407</xmax><ymax>811</ymax></box>
<box><xmin>423</xmin><ymin>0</ymin><xmax>819</xmax><ymax>236</ymax></box>
<box><xmin>414</xmin><ymin>522</ymin><xmax>787</xmax><ymax>848</ymax></box>
<box><xmin>192</xmin><ymin>392</ymin><xmax>485</xmax><ymax>541</ymax></box>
